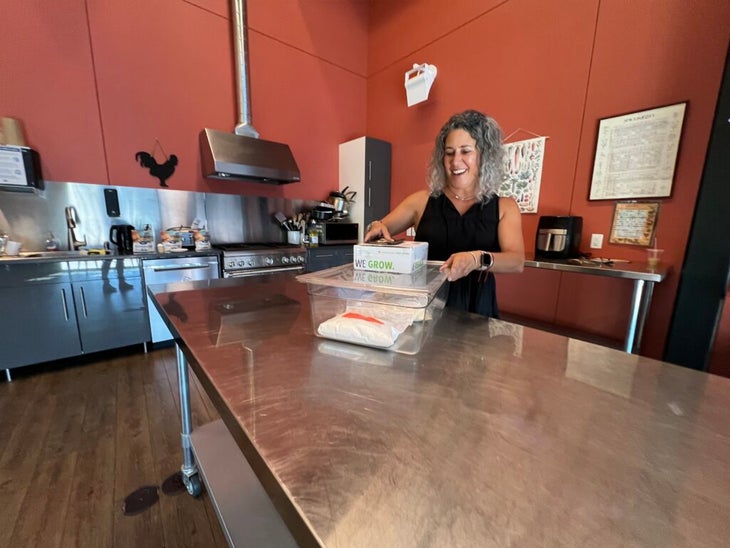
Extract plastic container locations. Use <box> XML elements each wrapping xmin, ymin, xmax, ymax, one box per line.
<box><xmin>296</xmin><ymin>261</ymin><xmax>448</xmax><ymax>354</ymax></box>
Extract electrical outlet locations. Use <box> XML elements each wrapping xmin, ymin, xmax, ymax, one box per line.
<box><xmin>590</xmin><ymin>233</ymin><xmax>604</xmax><ymax>249</ymax></box>
<box><xmin>406</xmin><ymin>227</ymin><xmax>415</xmax><ymax>237</ymax></box>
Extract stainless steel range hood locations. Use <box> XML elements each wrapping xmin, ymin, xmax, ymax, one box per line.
<box><xmin>200</xmin><ymin>129</ymin><xmax>300</xmax><ymax>183</ymax></box>
<box><xmin>200</xmin><ymin>0</ymin><xmax>300</xmax><ymax>184</ymax></box>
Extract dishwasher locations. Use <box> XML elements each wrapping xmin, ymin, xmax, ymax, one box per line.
<box><xmin>142</xmin><ymin>254</ymin><xmax>220</xmax><ymax>343</ymax></box>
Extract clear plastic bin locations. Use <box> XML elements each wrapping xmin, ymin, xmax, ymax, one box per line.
<box><xmin>296</xmin><ymin>262</ymin><xmax>448</xmax><ymax>354</ymax></box>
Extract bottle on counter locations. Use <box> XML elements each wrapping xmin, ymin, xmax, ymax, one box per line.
<box><xmin>307</xmin><ymin>220</ymin><xmax>320</xmax><ymax>247</ymax></box>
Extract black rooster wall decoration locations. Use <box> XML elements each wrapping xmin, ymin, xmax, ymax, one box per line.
<box><xmin>135</xmin><ymin>139</ymin><xmax>178</xmax><ymax>187</ymax></box>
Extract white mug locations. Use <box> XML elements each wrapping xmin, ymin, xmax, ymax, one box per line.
<box><xmin>5</xmin><ymin>240</ymin><xmax>22</xmax><ymax>256</ymax></box>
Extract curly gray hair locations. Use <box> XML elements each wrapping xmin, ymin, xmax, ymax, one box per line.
<box><xmin>427</xmin><ymin>110</ymin><xmax>505</xmax><ymax>202</ymax></box>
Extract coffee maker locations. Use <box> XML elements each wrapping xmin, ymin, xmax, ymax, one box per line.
<box><xmin>535</xmin><ymin>216</ymin><xmax>583</xmax><ymax>259</ymax></box>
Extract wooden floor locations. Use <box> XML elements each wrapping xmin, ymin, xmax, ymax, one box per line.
<box><xmin>0</xmin><ymin>345</ymin><xmax>229</xmax><ymax>548</ymax></box>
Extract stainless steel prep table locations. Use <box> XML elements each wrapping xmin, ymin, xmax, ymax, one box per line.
<box><xmin>149</xmin><ymin>274</ymin><xmax>729</xmax><ymax>547</ymax></box>
<box><xmin>524</xmin><ymin>255</ymin><xmax>670</xmax><ymax>353</ymax></box>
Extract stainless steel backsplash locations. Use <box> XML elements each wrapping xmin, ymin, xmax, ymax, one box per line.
<box><xmin>0</xmin><ymin>182</ymin><xmax>315</xmax><ymax>251</ymax></box>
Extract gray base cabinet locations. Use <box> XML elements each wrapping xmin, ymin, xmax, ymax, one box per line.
<box><xmin>0</xmin><ymin>280</ymin><xmax>82</xmax><ymax>368</ymax></box>
<box><xmin>306</xmin><ymin>245</ymin><xmax>354</xmax><ymax>272</ymax></box>
<box><xmin>72</xmin><ymin>277</ymin><xmax>148</xmax><ymax>353</ymax></box>
<box><xmin>1</xmin><ymin>257</ymin><xmax>149</xmax><ymax>371</ymax></box>
<box><xmin>69</xmin><ymin>258</ymin><xmax>148</xmax><ymax>354</ymax></box>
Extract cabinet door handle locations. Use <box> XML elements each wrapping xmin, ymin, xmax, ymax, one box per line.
<box><xmin>368</xmin><ymin>187</ymin><xmax>371</xmax><ymax>207</ymax></box>
<box><xmin>61</xmin><ymin>288</ymin><xmax>70</xmax><ymax>321</ymax></box>
<box><xmin>79</xmin><ymin>286</ymin><xmax>88</xmax><ymax>318</ymax></box>
<box><xmin>150</xmin><ymin>264</ymin><xmax>213</xmax><ymax>272</ymax></box>
<box><xmin>368</xmin><ymin>160</ymin><xmax>372</xmax><ymax>181</ymax></box>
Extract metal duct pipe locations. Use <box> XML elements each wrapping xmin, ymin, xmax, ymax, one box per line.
<box><xmin>232</xmin><ymin>0</ymin><xmax>259</xmax><ymax>138</ymax></box>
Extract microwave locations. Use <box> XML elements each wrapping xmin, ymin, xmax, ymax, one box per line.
<box><xmin>0</xmin><ymin>145</ymin><xmax>43</xmax><ymax>191</ymax></box>
<box><xmin>320</xmin><ymin>222</ymin><xmax>359</xmax><ymax>245</ymax></box>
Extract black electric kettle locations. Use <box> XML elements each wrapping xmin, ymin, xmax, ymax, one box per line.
<box><xmin>109</xmin><ymin>224</ymin><xmax>135</xmax><ymax>255</ymax></box>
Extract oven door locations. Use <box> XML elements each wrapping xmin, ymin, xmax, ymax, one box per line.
<box><xmin>223</xmin><ymin>265</ymin><xmax>304</xmax><ymax>278</ymax></box>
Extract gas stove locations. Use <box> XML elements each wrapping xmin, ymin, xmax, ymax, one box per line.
<box><xmin>215</xmin><ymin>242</ymin><xmax>306</xmax><ymax>278</ymax></box>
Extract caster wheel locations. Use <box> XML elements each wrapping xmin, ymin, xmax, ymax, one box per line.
<box><xmin>183</xmin><ymin>473</ymin><xmax>202</xmax><ymax>497</ymax></box>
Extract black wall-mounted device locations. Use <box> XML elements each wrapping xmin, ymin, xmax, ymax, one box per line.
<box><xmin>104</xmin><ymin>188</ymin><xmax>120</xmax><ymax>217</ymax></box>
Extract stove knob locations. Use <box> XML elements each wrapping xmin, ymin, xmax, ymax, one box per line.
<box><xmin>228</xmin><ymin>260</ymin><xmax>235</xmax><ymax>268</ymax></box>
<box><xmin>237</xmin><ymin>260</ymin><xmax>245</xmax><ymax>267</ymax></box>
<box><xmin>265</xmin><ymin>256</ymin><xmax>274</xmax><ymax>266</ymax></box>
<box><xmin>247</xmin><ymin>258</ymin><xmax>255</xmax><ymax>267</ymax></box>
<box><xmin>297</xmin><ymin>256</ymin><xmax>305</xmax><ymax>263</ymax></box>
<box><xmin>282</xmin><ymin>256</ymin><xmax>290</xmax><ymax>264</ymax></box>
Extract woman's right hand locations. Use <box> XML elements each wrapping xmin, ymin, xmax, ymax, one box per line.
<box><xmin>364</xmin><ymin>220</ymin><xmax>393</xmax><ymax>242</ymax></box>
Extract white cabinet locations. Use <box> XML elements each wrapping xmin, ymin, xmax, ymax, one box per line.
<box><xmin>339</xmin><ymin>137</ymin><xmax>391</xmax><ymax>241</ymax></box>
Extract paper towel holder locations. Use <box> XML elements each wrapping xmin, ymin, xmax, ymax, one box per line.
<box><xmin>404</xmin><ymin>63</ymin><xmax>437</xmax><ymax>107</ymax></box>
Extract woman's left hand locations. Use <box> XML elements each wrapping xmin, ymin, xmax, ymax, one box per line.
<box><xmin>439</xmin><ymin>251</ymin><xmax>479</xmax><ymax>281</ymax></box>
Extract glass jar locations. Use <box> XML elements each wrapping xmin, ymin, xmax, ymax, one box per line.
<box><xmin>307</xmin><ymin>221</ymin><xmax>320</xmax><ymax>247</ymax></box>
<box><xmin>45</xmin><ymin>231</ymin><xmax>60</xmax><ymax>251</ymax></box>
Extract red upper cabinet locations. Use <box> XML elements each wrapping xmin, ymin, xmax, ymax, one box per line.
<box><xmin>87</xmin><ymin>0</ymin><xmax>237</xmax><ymax>191</ymax></box>
<box><xmin>1</xmin><ymin>1</ymin><xmax>107</xmax><ymax>184</ymax></box>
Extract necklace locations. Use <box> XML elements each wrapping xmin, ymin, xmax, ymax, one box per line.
<box><xmin>446</xmin><ymin>186</ymin><xmax>477</xmax><ymax>201</ymax></box>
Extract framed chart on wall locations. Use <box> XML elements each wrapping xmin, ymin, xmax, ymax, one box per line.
<box><xmin>589</xmin><ymin>102</ymin><xmax>686</xmax><ymax>200</ymax></box>
<box><xmin>609</xmin><ymin>201</ymin><xmax>661</xmax><ymax>246</ymax></box>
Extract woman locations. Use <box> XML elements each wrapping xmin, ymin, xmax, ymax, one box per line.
<box><xmin>363</xmin><ymin>110</ymin><xmax>524</xmax><ymax>318</ymax></box>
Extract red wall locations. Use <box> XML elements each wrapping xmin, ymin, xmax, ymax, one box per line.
<box><xmin>3</xmin><ymin>0</ymin><xmax>728</xmax><ymax>365</ymax></box>
<box><xmin>365</xmin><ymin>0</ymin><xmax>730</xmax><ymax>361</ymax></box>
<box><xmin>2</xmin><ymin>0</ymin><xmax>369</xmax><ymax>201</ymax></box>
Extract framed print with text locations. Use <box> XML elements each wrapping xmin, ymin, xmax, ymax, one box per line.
<box><xmin>609</xmin><ymin>201</ymin><xmax>660</xmax><ymax>246</ymax></box>
<box><xmin>589</xmin><ymin>102</ymin><xmax>686</xmax><ymax>200</ymax></box>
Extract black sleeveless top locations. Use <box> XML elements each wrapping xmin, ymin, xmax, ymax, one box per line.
<box><xmin>415</xmin><ymin>194</ymin><xmax>501</xmax><ymax>318</ymax></box>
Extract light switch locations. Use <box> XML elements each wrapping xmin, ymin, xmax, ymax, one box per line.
<box><xmin>590</xmin><ymin>233</ymin><xmax>603</xmax><ymax>249</ymax></box>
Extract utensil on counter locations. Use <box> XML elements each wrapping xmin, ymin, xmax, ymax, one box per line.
<box><xmin>273</xmin><ymin>211</ymin><xmax>293</xmax><ymax>231</ymax></box>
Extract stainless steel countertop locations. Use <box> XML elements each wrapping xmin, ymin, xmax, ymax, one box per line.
<box><xmin>0</xmin><ymin>249</ymin><xmax>220</xmax><ymax>263</ymax></box>
<box><xmin>525</xmin><ymin>255</ymin><xmax>669</xmax><ymax>281</ymax></box>
<box><xmin>150</xmin><ymin>275</ymin><xmax>730</xmax><ymax>547</ymax></box>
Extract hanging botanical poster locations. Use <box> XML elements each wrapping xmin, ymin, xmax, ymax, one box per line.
<box><xmin>500</xmin><ymin>136</ymin><xmax>546</xmax><ymax>214</ymax></box>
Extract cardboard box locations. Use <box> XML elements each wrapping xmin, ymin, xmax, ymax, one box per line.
<box><xmin>351</xmin><ymin>267</ymin><xmax>428</xmax><ymax>288</ymax></box>
<box><xmin>353</xmin><ymin>241</ymin><xmax>428</xmax><ymax>273</ymax></box>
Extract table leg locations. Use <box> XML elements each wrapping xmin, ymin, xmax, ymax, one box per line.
<box><xmin>632</xmin><ymin>281</ymin><xmax>656</xmax><ymax>353</ymax></box>
<box><xmin>625</xmin><ymin>280</ymin><xmax>656</xmax><ymax>354</ymax></box>
<box><xmin>176</xmin><ymin>343</ymin><xmax>202</xmax><ymax>496</ymax></box>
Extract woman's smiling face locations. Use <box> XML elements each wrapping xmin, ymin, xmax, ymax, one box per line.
<box><xmin>444</xmin><ymin>129</ymin><xmax>479</xmax><ymax>189</ymax></box>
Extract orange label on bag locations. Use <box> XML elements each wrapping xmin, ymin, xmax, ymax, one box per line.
<box><xmin>342</xmin><ymin>312</ymin><xmax>384</xmax><ymax>324</ymax></box>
